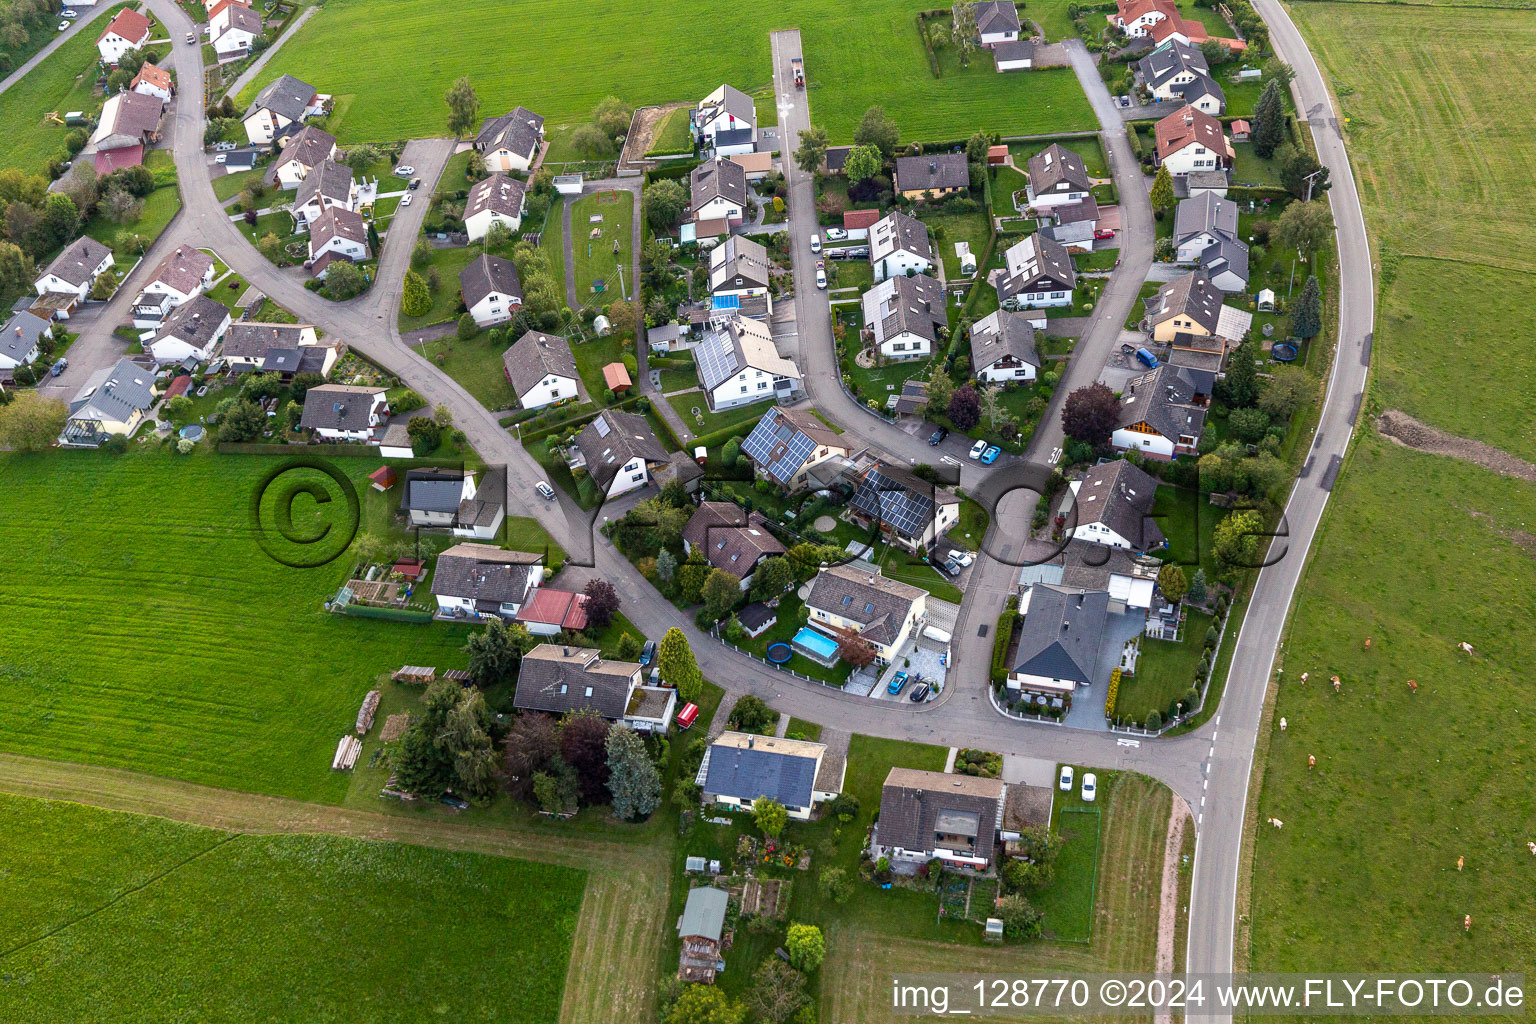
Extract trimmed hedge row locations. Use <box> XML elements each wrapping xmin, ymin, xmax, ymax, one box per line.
<box><xmin>990</xmin><ymin>595</ymin><xmax>1019</xmax><ymax>684</ymax></box>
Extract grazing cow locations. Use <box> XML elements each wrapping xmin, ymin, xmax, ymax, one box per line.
<box><xmin>1464</xmin><ymin>915</ymin><xmax>1472</xmax><ymax>932</ymax></box>
<box><xmin>1457</xmin><ymin>856</ymin><xmax>1464</xmax><ymax>872</ymax></box>
<box><xmin>1408</xmin><ymin>679</ymin><xmax>1419</xmax><ymax>693</ymax></box>
<box><xmin>1267</xmin><ymin>817</ymin><xmax>1284</xmax><ymax>829</ymax></box>
<box><xmin>1332</xmin><ymin>676</ymin><xmax>1342</xmax><ymax>693</ymax></box>
<box><xmin>1279</xmin><ymin>717</ymin><xmax>1288</xmax><ymax>732</ymax></box>
<box><xmin>1308</xmin><ymin>755</ymin><xmax>1316</xmax><ymax>769</ymax></box>
<box><xmin>1458</xmin><ymin>642</ymin><xmax>1475</xmax><ymax>655</ymax></box>
<box><xmin>1364</xmin><ymin>637</ymin><xmax>1372</xmax><ymax>649</ymax></box>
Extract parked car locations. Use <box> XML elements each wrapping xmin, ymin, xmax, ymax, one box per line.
<box><xmin>50</xmin><ymin>357</ymin><xmax>68</xmax><ymax>377</ymax></box>
<box><xmin>1059</xmin><ymin>765</ymin><xmax>1074</xmax><ymax>791</ymax></box>
<box><xmin>824</xmin><ymin>227</ymin><xmax>848</xmax><ymax>241</ymax></box>
<box><xmin>61</xmin><ymin>8</ymin><xmax>78</xmax><ymax>17</ymax></box>
<box><xmin>214</xmin><ymin>153</ymin><xmax>227</xmax><ymax>164</ymax></box>
<box><xmin>408</xmin><ymin>177</ymin><xmax>421</xmax><ymax>191</ymax></box>
<box><xmin>400</xmin><ymin>194</ymin><xmax>413</xmax><ymax>207</ymax></box>
<box><xmin>1094</xmin><ymin>228</ymin><xmax>1115</xmax><ymax>240</ymax></box>
<box><xmin>1135</xmin><ymin>347</ymin><xmax>1159</xmax><ymax>368</ymax></box>
<box><xmin>928</xmin><ymin>427</ymin><xmax>947</xmax><ymax>446</ymax></box>
<box><xmin>844</xmin><ymin>246</ymin><xmax>869</xmax><ymax>258</ymax></box>
<box><xmin>980</xmin><ymin>445</ymin><xmax>1001</xmax><ymax>464</ymax></box>
<box><xmin>968</xmin><ymin>439</ymin><xmax>988</xmax><ymax>459</ymax></box>
<box><xmin>938</xmin><ymin>558</ymin><xmax>963</xmax><ymax>578</ymax></box>
<box><xmin>639</xmin><ymin>639</ymin><xmax>657</xmax><ymax>667</ymax></box>
<box><xmin>947</xmin><ymin>549</ymin><xmax>973</xmax><ymax>567</ymax></box>
<box><xmin>185</xmin><ymin>31</ymin><xmax>195</xmax><ymax>42</ymax></box>
<box><xmin>815</xmin><ymin>261</ymin><xmax>826</xmax><ymax>289</ymax></box>
<box><xmin>1081</xmin><ymin>773</ymin><xmax>1098</xmax><ymax>803</ymax></box>
<box><xmin>394</xmin><ymin>165</ymin><xmax>414</xmax><ymax>176</ymax></box>
<box><xmin>438</xmin><ymin>794</ymin><xmax>469</xmax><ymax>810</ymax></box>
<box><xmin>909</xmin><ymin>683</ymin><xmax>931</xmax><ymax>702</ymax></box>
<box><xmin>534</xmin><ymin>480</ymin><xmax>556</xmax><ymax>500</ymax></box>
<box><xmin>887</xmin><ymin>670</ymin><xmax>908</xmax><ymax>696</ymax></box>
<box><xmin>57</xmin><ymin>20</ymin><xmax>68</xmax><ymax>30</ymax></box>
<box><xmin>809</xmin><ymin>233</ymin><xmax>821</xmax><ymax>253</ymax></box>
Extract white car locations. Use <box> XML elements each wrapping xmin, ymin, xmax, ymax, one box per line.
<box><xmin>1081</xmin><ymin>773</ymin><xmax>1097</xmax><ymax>802</ymax></box>
<box><xmin>214</xmin><ymin>154</ymin><xmax>227</xmax><ymax>164</ymax></box>
<box><xmin>400</xmin><ymin>194</ymin><xmax>412</xmax><ymax>207</ymax></box>
<box><xmin>809</xmin><ymin>233</ymin><xmax>821</xmax><ymax>253</ymax></box>
<box><xmin>947</xmin><ymin>549</ymin><xmax>974</xmax><ymax>567</ymax></box>
<box><xmin>968</xmin><ymin>439</ymin><xmax>988</xmax><ymax>460</ymax></box>
<box><xmin>815</xmin><ymin>260</ymin><xmax>826</xmax><ymax>289</ymax></box>
<box><xmin>1058</xmin><ymin>765</ymin><xmax>1074</xmax><ymax>791</ymax></box>
<box><xmin>535</xmin><ymin>481</ymin><xmax>556</xmax><ymax>501</ymax></box>
<box><xmin>57</xmin><ymin>20</ymin><xmax>69</xmax><ymax>30</ymax></box>
<box><xmin>824</xmin><ymin>227</ymin><xmax>848</xmax><ymax>241</ymax></box>
<box><xmin>393</xmin><ymin>165</ymin><xmax>414</xmax><ymax>177</ymax></box>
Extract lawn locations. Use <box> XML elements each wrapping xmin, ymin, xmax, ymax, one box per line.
<box><xmin>570</xmin><ymin>190</ymin><xmax>634</xmax><ymax>304</ymax></box>
<box><xmin>918</xmin><ymin>208</ymin><xmax>991</xmax><ymax>282</ymax></box>
<box><xmin>1031</xmin><ymin>793</ymin><xmax>1101</xmax><ymax>942</ymax></box>
<box><xmin>784</xmin><ymin>717</ymin><xmax>821</xmax><ymax>742</ymax></box>
<box><xmin>0</xmin><ymin>3</ymin><xmax>133</xmax><ymax>176</ymax></box>
<box><xmin>243</xmin><ymin>0</ymin><xmax>1095</xmax><ymax>147</ymax></box>
<box><xmin>645</xmin><ymin>106</ymin><xmax>693</xmax><ymax>156</ymax></box>
<box><xmin>86</xmin><ymin>181</ymin><xmax>183</xmax><ymax>258</ymax></box>
<box><xmin>0</xmin><ymin>793</ymin><xmax>584</xmax><ymax>1022</ymax></box>
<box><xmin>212</xmin><ymin>166</ymin><xmax>267</xmax><ymax>201</ymax></box>
<box><xmin>665</xmin><ymin>391</ymin><xmax>765</xmax><ymax>437</ymax></box>
<box><xmin>1229</xmin><ymin>140</ymin><xmax>1284</xmax><ymax>188</ymax></box>
<box><xmin>873</xmin><ymin>544</ymin><xmax>963</xmax><ymax>604</ymax></box>
<box><xmin>417</xmin><ymin>326</ymin><xmax>518</xmax><ymax>409</ymax></box>
<box><xmin>569</xmin><ymin>332</ymin><xmax>628</xmax><ymax>404</ymax></box>
<box><xmin>0</xmin><ymin>451</ymin><xmax>475</xmax><ymax>803</ymax></box>
<box><xmin>396</xmin><ymin>244</ymin><xmax>478</xmax><ymax>331</ymax></box>
<box><xmin>734</xmin><ymin>593</ymin><xmax>852</xmax><ymax>687</ymax></box>
<box><xmin>1116</xmin><ymin>609</ymin><xmax>1211</xmax><ymax>724</ymax></box>
<box><xmin>1007</xmin><ymin>135</ymin><xmax>1108</xmax><ymax>179</ymax></box>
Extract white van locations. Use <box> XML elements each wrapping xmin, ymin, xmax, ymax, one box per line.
<box><xmin>809</xmin><ymin>233</ymin><xmax>821</xmax><ymax>254</ymax></box>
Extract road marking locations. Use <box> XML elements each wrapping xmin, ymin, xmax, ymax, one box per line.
<box><xmin>1203</xmin><ymin>778</ymin><xmax>1208</xmax><ymax>789</ymax></box>
<box><xmin>1116</xmin><ymin>738</ymin><xmax>1140</xmax><ymax>748</ymax></box>
<box><xmin>1211</xmin><ymin>731</ymin><xmax>1217</xmax><ymax>742</ymax></box>
<box><xmin>1198</xmin><ymin>813</ymin><xmax>1203</xmax><ymax>825</ymax></box>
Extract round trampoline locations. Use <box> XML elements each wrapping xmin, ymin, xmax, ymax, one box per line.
<box><xmin>178</xmin><ymin>424</ymin><xmax>206</xmax><ymax>442</ymax></box>
<box><xmin>766</xmin><ymin>642</ymin><xmax>793</xmax><ymax>664</ymax></box>
<box><xmin>1272</xmin><ymin>342</ymin><xmax>1298</xmax><ymax>362</ymax></box>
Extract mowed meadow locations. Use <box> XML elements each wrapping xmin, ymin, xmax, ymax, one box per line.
<box><xmin>0</xmin><ymin>794</ymin><xmax>585</xmax><ymax>1022</ymax></box>
<box><xmin>245</xmin><ymin>0</ymin><xmax>1095</xmax><ymax>144</ymax></box>
<box><xmin>0</xmin><ymin>451</ymin><xmax>472</xmax><ymax>802</ymax></box>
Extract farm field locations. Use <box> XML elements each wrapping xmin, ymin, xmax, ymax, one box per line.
<box><xmin>243</xmin><ymin>0</ymin><xmax>1095</xmax><ymax>147</ymax></box>
<box><xmin>0</xmin><ymin>793</ymin><xmax>585</xmax><ymax>1023</ymax></box>
<box><xmin>0</xmin><ymin>451</ymin><xmax>474</xmax><ymax>804</ymax></box>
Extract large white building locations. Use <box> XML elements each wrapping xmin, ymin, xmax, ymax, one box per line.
<box><xmin>501</xmin><ymin>329</ymin><xmax>580</xmax><ymax>411</ymax></box>
<box><xmin>463</xmin><ymin>173</ymin><xmax>527</xmax><ymax>240</ymax></box>
<box><xmin>869</xmin><ymin>211</ymin><xmax>936</xmax><ymax>282</ymax></box>
<box><xmin>692</xmin><ymin>315</ymin><xmax>800</xmax><ymax>411</ymax></box>
<box><xmin>861</xmin><ymin>274</ymin><xmax>945</xmax><ymax>361</ymax></box>
<box><xmin>690</xmin><ymin>84</ymin><xmax>757</xmax><ymax>156</ymax></box>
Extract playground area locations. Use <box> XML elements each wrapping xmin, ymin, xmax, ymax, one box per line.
<box><xmin>572</xmin><ymin>189</ymin><xmax>632</xmax><ymax>302</ymax></box>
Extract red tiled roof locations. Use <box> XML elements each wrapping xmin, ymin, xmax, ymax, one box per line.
<box><xmin>518</xmin><ymin>588</ymin><xmax>589</xmax><ymax>630</ymax></box>
<box><xmin>163</xmin><ymin>375</ymin><xmax>192</xmax><ymax>399</ymax></box>
<box><xmin>1154</xmin><ymin>108</ymin><xmax>1231</xmax><ymax>161</ymax></box>
<box><xmin>101</xmin><ymin>8</ymin><xmax>152</xmax><ymax>45</ymax></box>
<box><xmin>844</xmin><ymin>208</ymin><xmax>881</xmax><ymax>230</ymax></box>
<box><xmin>368</xmin><ymin>465</ymin><xmax>397</xmax><ymax>488</ymax></box>
<box><xmin>94</xmin><ymin>144</ymin><xmax>143</xmax><ymax>175</ymax></box>
<box><xmin>132</xmin><ymin>62</ymin><xmax>173</xmax><ymax>92</ymax></box>
<box><xmin>602</xmin><ymin>362</ymin><xmax>631</xmax><ymax>390</ymax></box>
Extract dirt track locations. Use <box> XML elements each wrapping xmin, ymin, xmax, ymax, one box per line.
<box><xmin>1376</xmin><ymin>410</ymin><xmax>1536</xmax><ymax>483</ymax></box>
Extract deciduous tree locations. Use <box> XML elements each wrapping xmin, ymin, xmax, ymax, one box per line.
<box><xmin>559</xmin><ymin>709</ymin><xmax>612</xmax><ymax>804</ymax></box>
<box><xmin>583</xmin><ymin>577</ymin><xmax>620</xmax><ymax>629</ymax></box>
<box><xmin>700</xmin><ymin>567</ymin><xmax>741</xmax><ymax>621</ymax></box>
<box><xmin>1212</xmin><ymin>508</ymin><xmax>1265</xmax><ymax>574</ymax></box>
<box><xmin>841</xmin><ymin>143</ymin><xmax>882</xmax><ymax>184</ymax></box>
<box><xmin>746</xmin><ymin>960</ymin><xmax>810</xmax><ymax>1024</ymax></box>
<box><xmin>665</xmin><ymin>984</ymin><xmax>745</xmax><ymax>1024</ymax></box>
<box><xmin>794</xmin><ymin>124</ymin><xmax>829</xmax><ymax>175</ymax></box>
<box><xmin>753</xmin><ymin>796</ymin><xmax>788</xmax><ymax>839</ymax></box>
<box><xmin>445</xmin><ymin>76</ymin><xmax>480</xmax><ymax>138</ymax></box>
<box><xmin>0</xmin><ymin>392</ymin><xmax>63</xmax><ymax>450</ymax></box>
<box><xmin>1061</xmin><ymin>382</ymin><xmax>1118</xmax><ymax>446</ymax></box>
<box><xmin>1258</xmin><ymin>365</ymin><xmax>1312</xmax><ymax>420</ymax></box>
<box><xmin>464</xmin><ymin>618</ymin><xmax>532</xmax><ymax>685</ymax></box>
<box><xmin>643</xmin><ymin>178</ymin><xmax>688</xmax><ymax>231</ymax></box>
<box><xmin>995</xmin><ymin>893</ymin><xmax>1044</xmax><ymax>939</ymax></box>
<box><xmin>503</xmin><ymin>711</ymin><xmax>559</xmax><ymax>795</ymax></box>
<box><xmin>748</xmin><ymin>555</ymin><xmax>793</xmax><ymax>601</ymax></box>
<box><xmin>785</xmin><ymin>923</ymin><xmax>825</xmax><ymax>971</ymax></box>
<box><xmin>854</xmin><ymin>106</ymin><xmax>899</xmax><ymax>158</ymax></box>
<box><xmin>947</xmin><ymin>384</ymin><xmax>981</xmax><ymax>430</ymax></box>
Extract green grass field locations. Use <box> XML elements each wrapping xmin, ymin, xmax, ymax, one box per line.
<box><xmin>0</xmin><ymin>793</ymin><xmax>584</xmax><ymax>1022</ymax></box>
<box><xmin>0</xmin><ymin>451</ymin><xmax>474</xmax><ymax>803</ymax></box>
<box><xmin>570</xmin><ymin>191</ymin><xmax>633</xmax><ymax>303</ymax></box>
<box><xmin>1116</xmin><ymin>610</ymin><xmax>1211</xmax><ymax>723</ymax></box>
<box><xmin>645</xmin><ymin>106</ymin><xmax>693</xmax><ymax>156</ymax></box>
<box><xmin>397</xmin><ymin>244</ymin><xmax>477</xmax><ymax>331</ymax></box>
<box><xmin>244</xmin><ymin>0</ymin><xmax>1094</xmax><ymax>146</ymax></box>
<box><xmin>417</xmin><ymin>326</ymin><xmax>518</xmax><ymax>409</ymax></box>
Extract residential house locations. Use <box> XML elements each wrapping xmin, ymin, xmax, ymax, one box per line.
<box><xmin>513</xmin><ymin>644</ymin><xmax>675</xmax><ymax>732</ymax></box>
<box><xmin>1112</xmin><ymin>364</ymin><xmax>1208</xmax><ymax>458</ymax></box>
<box><xmin>570</xmin><ymin>409</ymin><xmax>669</xmax><ymax>498</ymax></box>
<box><xmin>1109</xmin><ymin>0</ymin><xmax>1245</xmax><ymax>49</ymax></box>
<box><xmin>473</xmin><ymin>106</ymin><xmax>545</xmax><ymax>173</ymax></box>
<box><xmin>96</xmin><ymin>8</ymin><xmax>150</xmax><ymax>64</ymax></box>
<box><xmin>842</xmin><ymin>207</ymin><xmax>880</xmax><ymax>239</ymax></box>
<box><xmin>1166</xmin><ymin>329</ymin><xmax>1227</xmax><ymax>391</ymax></box>
<box><xmin>1062</xmin><ymin>459</ymin><xmax>1166</xmax><ymax>551</ymax></box>
<box><xmin>308</xmin><ymin>208</ymin><xmax>370</xmax><ymax>278</ymax></box>
<box><xmin>34</xmin><ymin>237</ymin><xmax>114</xmax><ymax>306</ymax></box>
<box><xmin>708</xmin><ymin>235</ymin><xmax>772</xmax><ymax>309</ymax></box>
<box><xmin>803</xmin><ymin>564</ymin><xmax>928</xmax><ymax>665</ymax></box>
<box><xmin>221</xmin><ymin>321</ymin><xmax>336</xmax><ymax>378</ymax></box>
<box><xmin>992</xmin><ymin>233</ymin><xmax>1076</xmax><ymax>309</ymax></box>
<box><xmin>969</xmin><ymin>309</ymin><xmax>1041</xmax><ymax>383</ymax></box>
<box><xmin>848</xmin><ymin>459</ymin><xmax>960</xmax><ymax>554</ymax></box>
<box><xmin>692</xmin><ymin>315</ymin><xmax>800</xmax><ymax>412</ymax></box>
<box><xmin>894</xmin><ymin>153</ymin><xmax>969</xmax><ymax>200</ymax></box>
<box><xmin>1173</xmin><ymin>192</ymin><xmax>1248</xmax><ymax>292</ymax></box>
<box><xmin>242</xmin><ymin>74</ymin><xmax>323</xmax><ymax>146</ymax></box>
<box><xmin>502</xmin><ymin>329</ymin><xmax>579</xmax><ymax>410</ymax></box>
<box><xmin>1143</xmin><ymin>269</ymin><xmax>1222</xmax><ymax>343</ymax></box>
<box><xmin>1042</xmin><ymin>197</ymin><xmax>1100</xmax><ymax>251</ymax></box>
<box><xmin>681</xmin><ymin>502</ymin><xmax>787</xmax><ymax>590</ymax></box>
<box><xmin>686</xmin><ymin>158</ymin><xmax>748</xmax><ymax>241</ymax></box>
<box><xmin>130</xmin><ymin>62</ymin><xmax>174</xmax><ymax>106</ymax></box>
<box><xmin>292</xmin><ymin>159</ymin><xmax>355</xmax><ymax>229</ymax></box>
<box><xmin>87</xmin><ymin>90</ymin><xmax>162</xmax><ymax>174</ymax></box>
<box><xmin>430</xmin><ymin>542</ymin><xmax>544</xmax><ymax>620</ymax></box>
<box><xmin>59</xmin><ymin>356</ymin><xmax>156</xmax><ymax>446</ymax></box>
<box><xmin>300</xmin><ymin>383</ymin><xmax>389</xmax><ymax>442</ymax></box>
<box><xmin>976</xmin><ymin>0</ymin><xmax>1022</xmax><ymax>45</ymax></box>
<box><xmin>464</xmin><ymin>172</ymin><xmax>527</xmax><ymax>240</ymax></box>
<box><xmin>461</xmin><ymin>254</ymin><xmax>523</xmax><ymax>328</ymax></box>
<box><xmin>646</xmin><ymin>323</ymin><xmax>688</xmax><ymax>354</ymax></box>
<box><xmin>727</xmin><ymin>151</ymin><xmax>772</xmax><ymax>181</ymax></box>
<box><xmin>873</xmin><ymin>768</ymin><xmax>1007</xmax><ymax>871</ymax></box>
<box><xmin>399</xmin><ymin>467</ymin><xmax>506</xmax><ymax>540</ymax></box>
<box><xmin>1008</xmin><ymin>583</ymin><xmax>1109</xmax><ymax>696</ymax></box>
<box><xmin>691</xmin><ymin>84</ymin><xmax>757</xmax><ymax>157</ymax></box>
<box><xmin>1154</xmin><ymin>108</ymin><xmax>1234</xmax><ymax>176</ymax></box>
<box><xmin>1137</xmin><ymin>41</ymin><xmax>1225</xmax><ymax>114</ymax></box>
<box><xmin>677</xmin><ymin>887</ymin><xmax>729</xmax><ymax>984</ymax></box>
<box><xmin>869</xmin><ymin>210</ymin><xmax>936</xmax><ymax>282</ymax></box>
<box><xmin>140</xmin><ymin>246</ymin><xmax>215</xmax><ymax>308</ymax></box>
<box><xmin>146</xmin><ymin>294</ymin><xmax>230</xmax><ymax>365</ymax></box>
<box><xmin>861</xmin><ymin>274</ymin><xmax>945</xmax><ymax>361</ymax></box>
<box><xmin>993</xmin><ymin>39</ymin><xmax>1035</xmax><ymax>71</ymax></box>
<box><xmin>739</xmin><ymin>405</ymin><xmax>860</xmax><ymax>494</ymax></box>
<box><xmin>270</xmin><ymin>125</ymin><xmax>338</xmax><ymax>188</ymax></box>
<box><xmin>0</xmin><ymin>312</ymin><xmax>50</xmax><ymax>375</ymax></box>
<box><xmin>698</xmin><ymin>732</ymin><xmax>841</xmax><ymax>820</ymax></box>
<box><xmin>209</xmin><ymin>1</ymin><xmax>261</xmax><ymax>60</ymax></box>
<box><xmin>1044</xmin><ymin>541</ymin><xmax>1163</xmax><ymax>611</ymax></box>
<box><xmin>1025</xmin><ymin>143</ymin><xmax>1092</xmax><ymax>211</ymax></box>
<box><xmin>130</xmin><ymin>291</ymin><xmax>174</xmax><ymax>330</ymax></box>
<box><xmin>516</xmin><ymin>589</ymin><xmax>588</xmax><ymax>635</ymax></box>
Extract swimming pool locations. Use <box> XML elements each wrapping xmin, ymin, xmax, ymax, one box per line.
<box><xmin>791</xmin><ymin>627</ymin><xmax>840</xmax><ymax>665</ymax></box>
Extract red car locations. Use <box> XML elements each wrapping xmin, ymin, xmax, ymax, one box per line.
<box><xmin>1094</xmin><ymin>228</ymin><xmax>1116</xmax><ymax>240</ymax></box>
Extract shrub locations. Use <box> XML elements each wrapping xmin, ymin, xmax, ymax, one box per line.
<box><xmin>1104</xmin><ymin>666</ymin><xmax>1122</xmax><ymax>719</ymax></box>
<box><xmin>1144</xmin><ymin>710</ymin><xmax>1162</xmax><ymax>730</ymax></box>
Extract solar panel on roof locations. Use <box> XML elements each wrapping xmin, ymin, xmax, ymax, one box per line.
<box><xmin>852</xmin><ymin>465</ymin><xmax>934</xmax><ymax>538</ymax></box>
<box><xmin>593</xmin><ymin>414</ymin><xmax>611</xmax><ymax>438</ymax></box>
<box><xmin>741</xmin><ymin>412</ymin><xmax>814</xmax><ymax>485</ymax></box>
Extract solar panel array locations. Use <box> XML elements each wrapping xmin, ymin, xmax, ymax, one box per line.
<box><xmin>593</xmin><ymin>413</ymin><xmax>611</xmax><ymax>438</ymax></box>
<box><xmin>693</xmin><ymin>328</ymin><xmax>741</xmax><ymax>392</ymax></box>
<box><xmin>850</xmin><ymin>464</ymin><xmax>934</xmax><ymax>538</ymax></box>
<box><xmin>741</xmin><ymin>411</ymin><xmax>814</xmax><ymax>485</ymax></box>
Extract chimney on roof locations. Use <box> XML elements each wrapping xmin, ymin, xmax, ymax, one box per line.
<box><xmin>929</xmin><ymin>160</ymin><xmax>937</xmax><ymax>173</ymax></box>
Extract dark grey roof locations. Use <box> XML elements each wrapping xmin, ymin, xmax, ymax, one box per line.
<box><xmin>804</xmin><ymin>564</ymin><xmax>925</xmax><ymax>648</ymax></box>
<box><xmin>248</xmin><ymin>74</ymin><xmax>316</xmax><ymax>125</ymax></box>
<box><xmin>1053</xmin><ymin>196</ymin><xmax>1100</xmax><ymax>225</ymax></box>
<box><xmin>458</xmin><ymin>466</ymin><xmax>506</xmax><ymax>528</ymax></box>
<box><xmin>1027</xmin><ymin>143</ymin><xmax>1092</xmax><ymax>196</ymax></box>
<box><xmin>1173</xmin><ymin>70</ymin><xmax>1225</xmax><ymax>107</ymax></box>
<box><xmin>1145</xmin><ymin>270</ymin><xmax>1222</xmax><ymax>334</ymax></box>
<box><xmin>223</xmin><ymin>322</ymin><xmax>314</xmax><ymax>359</ymax></box>
<box><xmin>216</xmin><ymin>3</ymin><xmax>262</xmax><ymax>38</ymax></box>
<box><xmin>154</xmin><ymin>294</ymin><xmax>227</xmax><ymax>346</ymax></box>
<box><xmin>1173</xmin><ymin>192</ymin><xmax>1238</xmax><ymax>243</ymax></box>
<box><xmin>1056</xmin><ymin>540</ymin><xmax>1161</xmax><ymax>591</ymax></box>
<box><xmin>574</xmin><ymin>409</ymin><xmax>668</xmax><ymax>492</ymax></box>
<box><xmin>461</xmin><ymin>254</ymin><xmax>522</xmax><ymax>311</ymax></box>
<box><xmin>68</xmin><ymin>357</ymin><xmax>155</xmax><ymax>424</ymax></box>
<box><xmin>295</xmin><ymin>159</ymin><xmax>353</xmax><ymax>209</ymax></box>
<box><xmin>862</xmin><ymin>274</ymin><xmax>945</xmax><ymax>347</ymax></box>
<box><xmin>993</xmin><ymin>38</ymin><xmax>1035</xmax><ymax>64</ymax></box>
<box><xmin>996</xmin><ymin>233</ymin><xmax>1076</xmax><ymax>301</ymax></box>
<box><xmin>310</xmin><ymin>206</ymin><xmax>368</xmax><ymax>250</ymax></box>
<box><xmin>1116</xmin><ymin>364</ymin><xmax>1207</xmax><ymax>442</ymax></box>
<box><xmin>148</xmin><ymin>246</ymin><xmax>213</xmax><ymax>297</ymax></box>
<box><xmin>474</xmin><ymin>106</ymin><xmax>545</xmax><ymax>159</ymax></box>
<box><xmin>401</xmin><ymin>468</ymin><xmax>466</xmax><ymax>514</ymax></box>
<box><xmin>869</xmin><ymin>210</ymin><xmax>935</xmax><ymax>265</ymax></box>
<box><xmin>272</xmin><ymin>125</ymin><xmax>335</xmax><ymax>178</ymax></box>
<box><xmin>430</xmin><ymin>541</ymin><xmax>541</xmax><ymax>605</ymax></box>
<box><xmin>1137</xmin><ymin>39</ymin><xmax>1209</xmax><ymax>91</ymax></box>
<box><xmin>737</xmin><ymin>602</ymin><xmax>777</xmax><ymax>632</ymax></box>
<box><xmin>1199</xmin><ymin>236</ymin><xmax>1249</xmax><ymax>287</ymax></box>
<box><xmin>877</xmin><ymin>767</ymin><xmax>1006</xmax><ymax>861</ymax></box>
<box><xmin>970</xmin><ymin>309</ymin><xmax>1040</xmax><ymax>371</ymax></box>
<box><xmin>300</xmin><ymin>383</ymin><xmax>385</xmax><ymax>432</ymax></box>
<box><xmin>40</xmin><ymin>237</ymin><xmax>111</xmax><ymax>288</ymax></box>
<box><xmin>262</xmin><ymin>347</ymin><xmax>300</xmax><ymax>373</ymax></box>
<box><xmin>712</xmin><ymin>126</ymin><xmax>754</xmax><ymax>150</ymax></box>
<box><xmin>1072</xmin><ymin>459</ymin><xmax>1165</xmax><ymax>550</ymax></box>
<box><xmin>740</xmin><ymin>406</ymin><xmax>847</xmax><ymax>487</ymax></box>
<box><xmin>976</xmin><ymin>0</ymin><xmax>1022</xmax><ymax>34</ymax></box>
<box><xmin>682</xmin><ymin>502</ymin><xmax>785</xmax><ymax>575</ymax></box>
<box><xmin>895</xmin><ymin>152</ymin><xmax>969</xmax><ymax>193</ymax></box>
<box><xmin>824</xmin><ymin>146</ymin><xmax>850</xmax><ymax>173</ymax></box>
<box><xmin>501</xmin><ymin>329</ymin><xmax>576</xmax><ymax>399</ymax></box>
<box><xmin>678</xmin><ymin>886</ymin><xmax>729</xmax><ymax>941</ymax></box>
<box><xmin>513</xmin><ymin>645</ymin><xmax>638</xmax><ymax>719</ymax></box>
<box><xmin>1014</xmin><ymin>584</ymin><xmax>1109</xmax><ymax>683</ymax></box>
<box><xmin>0</xmin><ymin>311</ymin><xmax>50</xmax><ymax>362</ymax></box>
<box><xmin>709</xmin><ymin>235</ymin><xmax>770</xmax><ymax>292</ymax></box>
<box><xmin>702</xmin><ymin>738</ymin><xmax>817</xmax><ymax>808</ymax></box>
<box><xmin>849</xmin><ymin>460</ymin><xmax>956</xmax><ymax>544</ymax></box>
<box><xmin>695</xmin><ymin>84</ymin><xmax>756</xmax><ymax>127</ymax></box>
<box><xmin>690</xmin><ymin>157</ymin><xmax>748</xmax><ymax>210</ymax></box>
<box><xmin>466</xmin><ymin>172</ymin><xmax>527</xmax><ymax>221</ymax></box>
